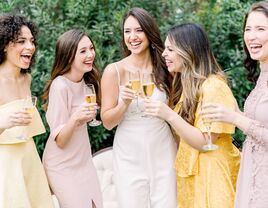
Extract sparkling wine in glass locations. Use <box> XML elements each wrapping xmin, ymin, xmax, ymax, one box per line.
<box><xmin>142</xmin><ymin>72</ymin><xmax>155</xmax><ymax>99</ymax></box>
<box><xmin>16</xmin><ymin>96</ymin><xmax>37</xmax><ymax>140</ymax></box>
<box><xmin>24</xmin><ymin>96</ymin><xmax>37</xmax><ymax>116</ymax></box>
<box><xmin>84</xmin><ymin>83</ymin><xmax>102</xmax><ymax>127</ymax></box>
<box><xmin>129</xmin><ymin>70</ymin><xmax>141</xmax><ymax>113</ymax></box>
<box><xmin>201</xmin><ymin>99</ymin><xmax>218</xmax><ymax>151</ymax></box>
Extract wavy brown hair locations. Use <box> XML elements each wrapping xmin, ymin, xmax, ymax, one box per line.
<box><xmin>121</xmin><ymin>7</ymin><xmax>172</xmax><ymax>95</ymax></box>
<box><xmin>167</xmin><ymin>23</ymin><xmax>225</xmax><ymax>124</ymax></box>
<box><xmin>43</xmin><ymin>29</ymin><xmax>101</xmax><ymax>110</ymax></box>
<box><xmin>243</xmin><ymin>1</ymin><xmax>268</xmax><ymax>83</ymax></box>
<box><xmin>0</xmin><ymin>13</ymin><xmax>38</xmax><ymax>73</ymax></box>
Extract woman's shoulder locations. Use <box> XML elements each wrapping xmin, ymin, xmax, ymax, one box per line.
<box><xmin>203</xmin><ymin>74</ymin><xmax>228</xmax><ymax>89</ymax></box>
<box><xmin>50</xmin><ymin>76</ymin><xmax>69</xmax><ymax>92</ymax></box>
<box><xmin>202</xmin><ymin>74</ymin><xmax>234</xmax><ymax>99</ymax></box>
<box><xmin>103</xmin><ymin>59</ymin><xmax>128</xmax><ymax>77</ymax></box>
<box><xmin>104</xmin><ymin>59</ymin><xmax>126</xmax><ymax>71</ymax></box>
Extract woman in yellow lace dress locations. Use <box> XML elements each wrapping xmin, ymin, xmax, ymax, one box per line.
<box><xmin>144</xmin><ymin>23</ymin><xmax>240</xmax><ymax>208</ymax></box>
<box><xmin>0</xmin><ymin>14</ymin><xmax>54</xmax><ymax>207</ymax></box>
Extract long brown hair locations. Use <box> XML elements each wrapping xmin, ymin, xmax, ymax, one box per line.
<box><xmin>243</xmin><ymin>1</ymin><xmax>268</xmax><ymax>83</ymax></box>
<box><xmin>168</xmin><ymin>23</ymin><xmax>225</xmax><ymax>124</ymax></box>
<box><xmin>43</xmin><ymin>29</ymin><xmax>100</xmax><ymax>110</ymax></box>
<box><xmin>121</xmin><ymin>7</ymin><xmax>172</xmax><ymax>95</ymax></box>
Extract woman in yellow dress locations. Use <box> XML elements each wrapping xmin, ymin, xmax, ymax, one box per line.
<box><xmin>144</xmin><ymin>23</ymin><xmax>240</xmax><ymax>208</ymax></box>
<box><xmin>0</xmin><ymin>14</ymin><xmax>54</xmax><ymax>207</ymax></box>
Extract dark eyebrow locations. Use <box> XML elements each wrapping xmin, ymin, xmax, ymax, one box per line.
<box><xmin>17</xmin><ymin>37</ymin><xmax>35</xmax><ymax>40</ymax></box>
<box><xmin>124</xmin><ymin>27</ymin><xmax>142</xmax><ymax>30</ymax></box>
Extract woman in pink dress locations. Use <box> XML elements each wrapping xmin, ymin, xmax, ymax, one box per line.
<box><xmin>42</xmin><ymin>29</ymin><xmax>103</xmax><ymax>208</ymax></box>
<box><xmin>201</xmin><ymin>2</ymin><xmax>268</xmax><ymax>207</ymax></box>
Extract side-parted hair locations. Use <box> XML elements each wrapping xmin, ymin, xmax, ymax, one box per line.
<box><xmin>121</xmin><ymin>7</ymin><xmax>172</xmax><ymax>95</ymax></box>
<box><xmin>0</xmin><ymin>13</ymin><xmax>38</xmax><ymax>73</ymax></box>
<box><xmin>243</xmin><ymin>1</ymin><xmax>268</xmax><ymax>83</ymax></box>
<box><xmin>43</xmin><ymin>29</ymin><xmax>101</xmax><ymax>110</ymax></box>
<box><xmin>167</xmin><ymin>23</ymin><xmax>225</xmax><ymax>124</ymax></box>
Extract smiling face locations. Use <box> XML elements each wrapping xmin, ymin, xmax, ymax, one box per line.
<box><xmin>71</xmin><ymin>35</ymin><xmax>95</xmax><ymax>75</ymax></box>
<box><xmin>244</xmin><ymin>11</ymin><xmax>268</xmax><ymax>64</ymax></box>
<box><xmin>4</xmin><ymin>26</ymin><xmax>35</xmax><ymax>69</ymax></box>
<box><xmin>123</xmin><ymin>15</ymin><xmax>150</xmax><ymax>55</ymax></box>
<box><xmin>162</xmin><ymin>37</ymin><xmax>184</xmax><ymax>73</ymax></box>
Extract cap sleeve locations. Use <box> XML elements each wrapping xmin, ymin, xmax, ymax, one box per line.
<box><xmin>46</xmin><ymin>78</ymin><xmax>70</xmax><ymax>141</ymax></box>
<box><xmin>195</xmin><ymin>76</ymin><xmax>236</xmax><ymax>134</ymax></box>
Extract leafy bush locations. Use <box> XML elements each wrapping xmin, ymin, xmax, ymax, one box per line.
<box><xmin>0</xmin><ymin>0</ymin><xmax>255</xmax><ymax>155</ymax></box>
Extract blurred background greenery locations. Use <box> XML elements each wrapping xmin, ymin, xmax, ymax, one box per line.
<box><xmin>0</xmin><ymin>0</ymin><xmax>258</xmax><ymax>156</ymax></box>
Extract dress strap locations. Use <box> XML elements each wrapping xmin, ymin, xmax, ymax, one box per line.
<box><xmin>114</xmin><ymin>63</ymin><xmax>121</xmax><ymax>86</ymax></box>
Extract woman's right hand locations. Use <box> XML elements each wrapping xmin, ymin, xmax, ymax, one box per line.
<box><xmin>0</xmin><ymin>110</ymin><xmax>32</xmax><ymax>129</ymax></box>
<box><xmin>200</xmin><ymin>103</ymin><xmax>237</xmax><ymax>124</ymax></box>
<box><xmin>71</xmin><ymin>102</ymin><xmax>98</xmax><ymax>126</ymax></box>
<box><xmin>119</xmin><ymin>82</ymin><xmax>135</xmax><ymax>105</ymax></box>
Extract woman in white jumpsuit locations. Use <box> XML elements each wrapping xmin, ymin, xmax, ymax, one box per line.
<box><xmin>101</xmin><ymin>7</ymin><xmax>177</xmax><ymax>208</ymax></box>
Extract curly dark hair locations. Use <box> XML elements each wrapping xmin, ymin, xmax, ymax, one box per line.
<box><xmin>0</xmin><ymin>13</ymin><xmax>38</xmax><ymax>73</ymax></box>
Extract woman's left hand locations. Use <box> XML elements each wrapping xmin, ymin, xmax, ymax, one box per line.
<box><xmin>143</xmin><ymin>99</ymin><xmax>172</xmax><ymax>120</ymax></box>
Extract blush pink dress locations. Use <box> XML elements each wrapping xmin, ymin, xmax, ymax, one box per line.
<box><xmin>235</xmin><ymin>63</ymin><xmax>268</xmax><ymax>208</ymax></box>
<box><xmin>42</xmin><ymin>76</ymin><xmax>102</xmax><ymax>208</ymax></box>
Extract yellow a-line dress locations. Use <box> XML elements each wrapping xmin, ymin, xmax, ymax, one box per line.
<box><xmin>0</xmin><ymin>99</ymin><xmax>54</xmax><ymax>208</ymax></box>
<box><xmin>174</xmin><ymin>75</ymin><xmax>240</xmax><ymax>208</ymax></box>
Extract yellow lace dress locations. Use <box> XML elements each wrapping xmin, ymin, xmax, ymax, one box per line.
<box><xmin>174</xmin><ymin>75</ymin><xmax>240</xmax><ymax>208</ymax></box>
<box><xmin>0</xmin><ymin>100</ymin><xmax>54</xmax><ymax>208</ymax></box>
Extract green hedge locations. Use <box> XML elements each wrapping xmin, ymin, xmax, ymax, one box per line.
<box><xmin>0</xmin><ymin>0</ymin><xmax>255</xmax><ymax>155</ymax></box>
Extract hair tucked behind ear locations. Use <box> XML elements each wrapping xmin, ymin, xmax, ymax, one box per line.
<box><xmin>168</xmin><ymin>23</ymin><xmax>225</xmax><ymax>125</ymax></box>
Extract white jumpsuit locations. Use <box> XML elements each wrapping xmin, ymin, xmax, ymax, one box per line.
<box><xmin>113</xmin><ymin>64</ymin><xmax>177</xmax><ymax>208</ymax></box>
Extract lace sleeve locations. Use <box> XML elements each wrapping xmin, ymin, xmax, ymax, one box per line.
<box><xmin>244</xmin><ymin>120</ymin><xmax>268</xmax><ymax>144</ymax></box>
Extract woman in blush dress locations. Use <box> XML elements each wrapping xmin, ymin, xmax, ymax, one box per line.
<box><xmin>101</xmin><ymin>7</ymin><xmax>177</xmax><ymax>208</ymax></box>
<box><xmin>201</xmin><ymin>2</ymin><xmax>268</xmax><ymax>207</ymax></box>
<box><xmin>0</xmin><ymin>14</ymin><xmax>54</xmax><ymax>208</ymax></box>
<box><xmin>42</xmin><ymin>29</ymin><xmax>102</xmax><ymax>208</ymax></box>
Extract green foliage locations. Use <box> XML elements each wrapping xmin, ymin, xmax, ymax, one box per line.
<box><xmin>0</xmin><ymin>0</ymin><xmax>256</xmax><ymax>154</ymax></box>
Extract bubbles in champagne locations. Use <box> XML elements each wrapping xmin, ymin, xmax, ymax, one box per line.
<box><xmin>85</xmin><ymin>94</ymin><xmax>96</xmax><ymax>103</ymax></box>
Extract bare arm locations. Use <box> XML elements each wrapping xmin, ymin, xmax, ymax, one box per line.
<box><xmin>101</xmin><ymin>64</ymin><xmax>135</xmax><ymax>130</ymax></box>
<box><xmin>55</xmin><ymin>103</ymin><xmax>98</xmax><ymax>148</ymax></box>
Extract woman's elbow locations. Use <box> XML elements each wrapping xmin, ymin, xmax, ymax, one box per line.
<box><xmin>101</xmin><ymin>113</ymin><xmax>116</xmax><ymax>130</ymax></box>
<box><xmin>55</xmin><ymin>137</ymin><xmax>66</xmax><ymax>149</ymax></box>
<box><xmin>102</xmin><ymin>121</ymin><xmax>115</xmax><ymax>131</ymax></box>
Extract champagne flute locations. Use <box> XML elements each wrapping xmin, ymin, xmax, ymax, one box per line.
<box><xmin>24</xmin><ymin>96</ymin><xmax>37</xmax><ymax>116</ymax></box>
<box><xmin>201</xmin><ymin>99</ymin><xmax>218</xmax><ymax>151</ymax></box>
<box><xmin>129</xmin><ymin>70</ymin><xmax>141</xmax><ymax>113</ymax></box>
<box><xmin>142</xmin><ymin>72</ymin><xmax>155</xmax><ymax>99</ymax></box>
<box><xmin>84</xmin><ymin>83</ymin><xmax>102</xmax><ymax>127</ymax></box>
<box><xmin>17</xmin><ymin>96</ymin><xmax>37</xmax><ymax>139</ymax></box>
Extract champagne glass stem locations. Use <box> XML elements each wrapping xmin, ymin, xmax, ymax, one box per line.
<box><xmin>136</xmin><ymin>95</ymin><xmax>139</xmax><ymax>112</ymax></box>
<box><xmin>207</xmin><ymin>127</ymin><xmax>212</xmax><ymax>145</ymax></box>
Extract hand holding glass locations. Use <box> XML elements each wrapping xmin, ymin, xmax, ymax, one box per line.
<box><xmin>84</xmin><ymin>83</ymin><xmax>101</xmax><ymax>127</ymax></box>
<box><xmin>17</xmin><ymin>96</ymin><xmax>37</xmax><ymax>139</ymax></box>
<box><xmin>201</xmin><ymin>99</ymin><xmax>218</xmax><ymax>151</ymax></box>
